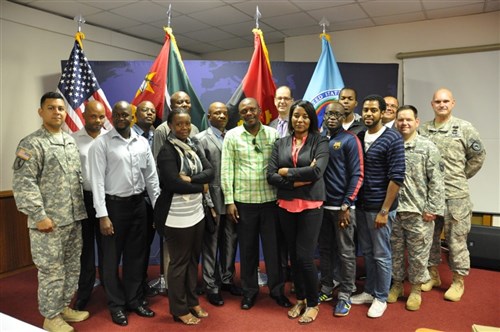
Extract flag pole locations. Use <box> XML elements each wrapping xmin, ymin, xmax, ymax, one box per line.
<box><xmin>254</xmin><ymin>5</ymin><xmax>261</xmax><ymax>29</ymax></box>
<box><xmin>148</xmin><ymin>5</ymin><xmax>170</xmax><ymax>296</ymax></box>
<box><xmin>319</xmin><ymin>17</ymin><xmax>330</xmax><ymax>36</ymax></box>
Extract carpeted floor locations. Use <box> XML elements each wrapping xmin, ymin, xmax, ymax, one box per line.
<box><xmin>0</xmin><ymin>259</ymin><xmax>499</xmax><ymax>332</ymax></box>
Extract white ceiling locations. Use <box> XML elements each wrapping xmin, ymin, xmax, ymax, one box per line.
<box><xmin>10</xmin><ymin>0</ymin><xmax>500</xmax><ymax>55</ymax></box>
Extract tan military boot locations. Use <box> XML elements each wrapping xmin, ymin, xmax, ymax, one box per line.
<box><xmin>42</xmin><ymin>315</ymin><xmax>74</xmax><ymax>332</ymax></box>
<box><xmin>61</xmin><ymin>307</ymin><xmax>90</xmax><ymax>322</ymax></box>
<box><xmin>387</xmin><ymin>281</ymin><xmax>404</xmax><ymax>303</ymax></box>
<box><xmin>406</xmin><ymin>283</ymin><xmax>422</xmax><ymax>311</ymax></box>
<box><xmin>444</xmin><ymin>273</ymin><xmax>465</xmax><ymax>302</ymax></box>
<box><xmin>421</xmin><ymin>266</ymin><xmax>441</xmax><ymax>291</ymax></box>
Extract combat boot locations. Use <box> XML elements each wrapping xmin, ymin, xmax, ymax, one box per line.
<box><xmin>406</xmin><ymin>283</ymin><xmax>422</xmax><ymax>311</ymax></box>
<box><xmin>444</xmin><ymin>273</ymin><xmax>464</xmax><ymax>302</ymax></box>
<box><xmin>387</xmin><ymin>281</ymin><xmax>404</xmax><ymax>303</ymax></box>
<box><xmin>61</xmin><ymin>307</ymin><xmax>90</xmax><ymax>322</ymax></box>
<box><xmin>42</xmin><ymin>315</ymin><xmax>74</xmax><ymax>332</ymax></box>
<box><xmin>421</xmin><ymin>266</ymin><xmax>441</xmax><ymax>291</ymax></box>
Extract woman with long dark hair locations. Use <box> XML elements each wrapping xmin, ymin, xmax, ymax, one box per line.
<box><xmin>267</xmin><ymin>100</ymin><xmax>329</xmax><ymax>324</ymax></box>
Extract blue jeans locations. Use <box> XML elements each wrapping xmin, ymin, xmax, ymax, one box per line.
<box><xmin>356</xmin><ymin>209</ymin><xmax>394</xmax><ymax>302</ymax></box>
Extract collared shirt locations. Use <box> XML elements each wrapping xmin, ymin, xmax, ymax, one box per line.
<box><xmin>132</xmin><ymin>124</ymin><xmax>154</xmax><ymax>149</ymax></box>
<box><xmin>221</xmin><ymin>124</ymin><xmax>279</xmax><ymax>204</ymax></box>
<box><xmin>210</xmin><ymin>125</ymin><xmax>225</xmax><ymax>143</ymax></box>
<box><xmin>89</xmin><ymin>127</ymin><xmax>160</xmax><ymax>218</ymax></box>
<box><xmin>72</xmin><ymin>127</ymin><xmax>108</xmax><ymax>191</ymax></box>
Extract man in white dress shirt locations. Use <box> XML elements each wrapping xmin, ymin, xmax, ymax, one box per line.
<box><xmin>89</xmin><ymin>101</ymin><xmax>160</xmax><ymax>326</ymax></box>
<box><xmin>71</xmin><ymin>100</ymin><xmax>108</xmax><ymax>310</ymax></box>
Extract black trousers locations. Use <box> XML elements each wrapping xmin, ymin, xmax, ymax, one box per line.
<box><xmin>142</xmin><ymin>198</ymin><xmax>156</xmax><ymax>287</ymax></box>
<box><xmin>101</xmin><ymin>196</ymin><xmax>147</xmax><ymax>313</ymax></box>
<box><xmin>279</xmin><ymin>206</ymin><xmax>323</xmax><ymax>307</ymax></box>
<box><xmin>76</xmin><ymin>191</ymin><xmax>103</xmax><ymax>302</ymax></box>
<box><xmin>164</xmin><ymin>219</ymin><xmax>205</xmax><ymax>317</ymax></box>
<box><xmin>236</xmin><ymin>201</ymin><xmax>284</xmax><ymax>298</ymax></box>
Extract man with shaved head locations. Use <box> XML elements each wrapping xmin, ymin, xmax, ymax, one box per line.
<box><xmin>72</xmin><ymin>100</ymin><xmax>108</xmax><ymax>310</ymax></box>
<box><xmin>420</xmin><ymin>88</ymin><xmax>485</xmax><ymax>302</ymax></box>
<box><xmin>89</xmin><ymin>101</ymin><xmax>160</xmax><ymax>326</ymax></box>
<box><xmin>196</xmin><ymin>102</ymin><xmax>242</xmax><ymax>306</ymax></box>
<box><xmin>221</xmin><ymin>98</ymin><xmax>290</xmax><ymax>310</ymax></box>
<box><xmin>132</xmin><ymin>100</ymin><xmax>160</xmax><ymax>299</ymax></box>
<box><xmin>153</xmin><ymin>91</ymin><xmax>200</xmax><ymax>159</ymax></box>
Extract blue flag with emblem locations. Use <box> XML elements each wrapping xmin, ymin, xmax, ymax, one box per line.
<box><xmin>302</xmin><ymin>33</ymin><xmax>344</xmax><ymax>127</ymax></box>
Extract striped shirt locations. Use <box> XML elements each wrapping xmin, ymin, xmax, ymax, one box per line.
<box><xmin>221</xmin><ymin>124</ymin><xmax>279</xmax><ymax>204</ymax></box>
<box><xmin>357</xmin><ymin>128</ymin><xmax>405</xmax><ymax>211</ymax></box>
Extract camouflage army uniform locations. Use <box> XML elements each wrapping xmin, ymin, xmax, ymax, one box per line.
<box><xmin>393</xmin><ymin>134</ymin><xmax>445</xmax><ymax>284</ymax></box>
<box><xmin>420</xmin><ymin>116</ymin><xmax>485</xmax><ymax>276</ymax></box>
<box><xmin>12</xmin><ymin>126</ymin><xmax>87</xmax><ymax>319</ymax></box>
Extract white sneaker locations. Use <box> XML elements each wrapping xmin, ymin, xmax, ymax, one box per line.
<box><xmin>351</xmin><ymin>292</ymin><xmax>374</xmax><ymax>304</ymax></box>
<box><xmin>367</xmin><ymin>298</ymin><xmax>387</xmax><ymax>318</ymax></box>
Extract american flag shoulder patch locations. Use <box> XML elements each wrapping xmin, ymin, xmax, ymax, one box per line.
<box><xmin>16</xmin><ymin>148</ymin><xmax>32</xmax><ymax>161</ymax></box>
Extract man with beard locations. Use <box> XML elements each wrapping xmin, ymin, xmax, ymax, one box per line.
<box><xmin>350</xmin><ymin>95</ymin><xmax>405</xmax><ymax>318</ymax></box>
<box><xmin>72</xmin><ymin>100</ymin><xmax>108</xmax><ymax>310</ymax></box>
<box><xmin>338</xmin><ymin>87</ymin><xmax>366</xmax><ymax>135</ymax></box>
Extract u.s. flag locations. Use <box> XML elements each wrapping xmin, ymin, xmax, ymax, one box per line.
<box><xmin>57</xmin><ymin>33</ymin><xmax>112</xmax><ymax>132</ymax></box>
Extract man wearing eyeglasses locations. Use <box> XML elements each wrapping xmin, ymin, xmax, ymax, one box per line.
<box><xmin>221</xmin><ymin>97</ymin><xmax>291</xmax><ymax>310</ymax></box>
<box><xmin>269</xmin><ymin>86</ymin><xmax>294</xmax><ymax>138</ymax></box>
<box><xmin>318</xmin><ymin>101</ymin><xmax>364</xmax><ymax>317</ymax></box>
<box><xmin>132</xmin><ymin>101</ymin><xmax>160</xmax><ymax>301</ymax></box>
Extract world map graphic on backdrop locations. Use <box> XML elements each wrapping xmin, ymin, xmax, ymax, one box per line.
<box><xmin>76</xmin><ymin>59</ymin><xmax>398</xmax><ymax>263</ymax></box>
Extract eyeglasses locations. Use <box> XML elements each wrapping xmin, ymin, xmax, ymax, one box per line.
<box><xmin>252</xmin><ymin>138</ymin><xmax>262</xmax><ymax>153</ymax></box>
<box><xmin>324</xmin><ymin>111</ymin><xmax>345</xmax><ymax>119</ymax></box>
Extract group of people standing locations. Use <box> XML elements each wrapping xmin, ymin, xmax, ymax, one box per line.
<box><xmin>12</xmin><ymin>85</ymin><xmax>485</xmax><ymax>331</ymax></box>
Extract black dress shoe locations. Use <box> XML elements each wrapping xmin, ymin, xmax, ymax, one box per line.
<box><xmin>74</xmin><ymin>298</ymin><xmax>88</xmax><ymax>311</ymax></box>
<box><xmin>221</xmin><ymin>283</ymin><xmax>244</xmax><ymax>296</ymax></box>
<box><xmin>207</xmin><ymin>292</ymin><xmax>224</xmax><ymax>306</ymax></box>
<box><xmin>144</xmin><ymin>284</ymin><xmax>159</xmax><ymax>297</ymax></box>
<box><xmin>133</xmin><ymin>305</ymin><xmax>155</xmax><ymax>318</ymax></box>
<box><xmin>111</xmin><ymin>310</ymin><xmax>128</xmax><ymax>326</ymax></box>
<box><xmin>195</xmin><ymin>286</ymin><xmax>205</xmax><ymax>295</ymax></box>
<box><xmin>271</xmin><ymin>294</ymin><xmax>292</xmax><ymax>308</ymax></box>
<box><xmin>241</xmin><ymin>296</ymin><xmax>256</xmax><ymax>310</ymax></box>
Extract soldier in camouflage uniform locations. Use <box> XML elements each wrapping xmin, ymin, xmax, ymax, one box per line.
<box><xmin>12</xmin><ymin>92</ymin><xmax>89</xmax><ymax>332</ymax></box>
<box><xmin>419</xmin><ymin>88</ymin><xmax>486</xmax><ymax>302</ymax></box>
<box><xmin>388</xmin><ymin>105</ymin><xmax>445</xmax><ymax>311</ymax></box>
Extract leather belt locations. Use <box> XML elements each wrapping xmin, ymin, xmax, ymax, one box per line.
<box><xmin>105</xmin><ymin>192</ymin><xmax>145</xmax><ymax>202</ymax></box>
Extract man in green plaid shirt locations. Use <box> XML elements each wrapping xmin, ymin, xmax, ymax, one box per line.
<box><xmin>221</xmin><ymin>97</ymin><xmax>291</xmax><ymax>310</ymax></box>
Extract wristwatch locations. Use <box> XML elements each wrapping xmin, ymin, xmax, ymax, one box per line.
<box><xmin>380</xmin><ymin>208</ymin><xmax>388</xmax><ymax>216</ymax></box>
<box><xmin>341</xmin><ymin>203</ymin><xmax>349</xmax><ymax>212</ymax></box>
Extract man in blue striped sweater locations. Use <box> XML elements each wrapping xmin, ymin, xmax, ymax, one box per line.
<box><xmin>350</xmin><ymin>95</ymin><xmax>405</xmax><ymax>318</ymax></box>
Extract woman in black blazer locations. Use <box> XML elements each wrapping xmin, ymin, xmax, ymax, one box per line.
<box><xmin>154</xmin><ymin>109</ymin><xmax>214</xmax><ymax>325</ymax></box>
<box><xmin>267</xmin><ymin>100</ymin><xmax>329</xmax><ymax>324</ymax></box>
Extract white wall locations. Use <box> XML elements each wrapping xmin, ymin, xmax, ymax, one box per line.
<box><xmin>0</xmin><ymin>2</ymin><xmax>199</xmax><ymax>191</ymax></box>
<box><xmin>1</xmin><ymin>1</ymin><xmax>498</xmax><ymax>191</ymax></box>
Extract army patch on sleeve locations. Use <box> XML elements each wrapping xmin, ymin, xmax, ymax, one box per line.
<box><xmin>470</xmin><ymin>140</ymin><xmax>482</xmax><ymax>152</ymax></box>
<box><xmin>13</xmin><ymin>148</ymin><xmax>31</xmax><ymax>170</ymax></box>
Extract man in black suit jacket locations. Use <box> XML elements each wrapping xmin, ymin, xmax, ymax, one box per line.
<box><xmin>196</xmin><ymin>102</ymin><xmax>243</xmax><ymax>306</ymax></box>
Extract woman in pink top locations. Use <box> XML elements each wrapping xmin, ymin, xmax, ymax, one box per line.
<box><xmin>267</xmin><ymin>100</ymin><xmax>329</xmax><ymax>324</ymax></box>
